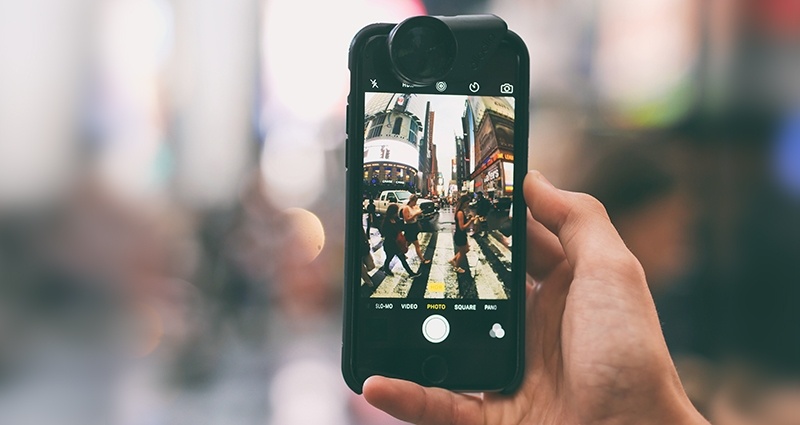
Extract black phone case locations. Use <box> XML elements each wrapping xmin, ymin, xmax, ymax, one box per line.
<box><xmin>342</xmin><ymin>21</ymin><xmax>529</xmax><ymax>394</ymax></box>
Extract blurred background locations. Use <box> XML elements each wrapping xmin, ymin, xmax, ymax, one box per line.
<box><xmin>0</xmin><ymin>0</ymin><xmax>799</xmax><ymax>423</ymax></box>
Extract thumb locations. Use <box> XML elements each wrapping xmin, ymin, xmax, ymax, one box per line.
<box><xmin>523</xmin><ymin>170</ymin><xmax>641</xmax><ymax>281</ymax></box>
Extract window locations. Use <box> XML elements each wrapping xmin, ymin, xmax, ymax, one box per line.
<box><xmin>409</xmin><ymin>120</ymin><xmax>418</xmax><ymax>144</ymax></box>
<box><xmin>392</xmin><ymin>117</ymin><xmax>402</xmax><ymax>135</ymax></box>
<box><xmin>373</xmin><ymin>114</ymin><xmax>386</xmax><ymax>126</ymax></box>
<box><xmin>367</xmin><ymin>125</ymin><xmax>382</xmax><ymax>138</ymax></box>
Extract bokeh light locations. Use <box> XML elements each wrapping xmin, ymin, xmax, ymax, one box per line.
<box><xmin>261</xmin><ymin>135</ymin><xmax>326</xmax><ymax>208</ymax></box>
<box><xmin>282</xmin><ymin>207</ymin><xmax>326</xmax><ymax>265</ymax></box>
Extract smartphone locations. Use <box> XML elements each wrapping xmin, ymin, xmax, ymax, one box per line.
<box><xmin>343</xmin><ymin>15</ymin><xmax>529</xmax><ymax>393</ymax></box>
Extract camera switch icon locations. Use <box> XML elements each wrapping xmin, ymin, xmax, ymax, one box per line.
<box><xmin>500</xmin><ymin>83</ymin><xmax>513</xmax><ymax>94</ymax></box>
<box><xmin>489</xmin><ymin>323</ymin><xmax>505</xmax><ymax>339</ymax></box>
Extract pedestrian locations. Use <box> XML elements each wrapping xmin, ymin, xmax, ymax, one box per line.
<box><xmin>474</xmin><ymin>191</ymin><xmax>492</xmax><ymax>237</ymax></box>
<box><xmin>361</xmin><ymin>225</ymin><xmax>375</xmax><ymax>287</ymax></box>
<box><xmin>380</xmin><ymin>204</ymin><xmax>420</xmax><ymax>278</ymax></box>
<box><xmin>449</xmin><ymin>194</ymin><xmax>477</xmax><ymax>274</ymax></box>
<box><xmin>366</xmin><ymin>198</ymin><xmax>377</xmax><ymax>236</ymax></box>
<box><xmin>401</xmin><ymin>194</ymin><xmax>431</xmax><ymax>265</ymax></box>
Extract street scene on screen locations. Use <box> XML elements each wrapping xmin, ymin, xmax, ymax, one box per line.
<box><xmin>359</xmin><ymin>93</ymin><xmax>516</xmax><ymax>300</ymax></box>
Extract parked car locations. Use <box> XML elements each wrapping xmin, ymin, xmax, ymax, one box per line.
<box><xmin>364</xmin><ymin>190</ymin><xmax>438</xmax><ymax>220</ymax></box>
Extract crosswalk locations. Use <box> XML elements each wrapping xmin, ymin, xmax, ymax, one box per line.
<box><xmin>362</xmin><ymin>211</ymin><xmax>512</xmax><ymax>300</ymax></box>
<box><xmin>369</xmin><ymin>232</ymin><xmax>432</xmax><ymax>298</ymax></box>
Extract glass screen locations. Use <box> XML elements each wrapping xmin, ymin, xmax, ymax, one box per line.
<box><xmin>360</xmin><ymin>92</ymin><xmax>516</xmax><ymax>300</ymax></box>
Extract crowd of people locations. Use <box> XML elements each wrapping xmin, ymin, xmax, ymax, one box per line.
<box><xmin>360</xmin><ymin>191</ymin><xmax>506</xmax><ymax>283</ymax></box>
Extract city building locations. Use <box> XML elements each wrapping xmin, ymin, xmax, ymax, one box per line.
<box><xmin>461</xmin><ymin>97</ymin><xmax>515</xmax><ymax>198</ymax></box>
<box><xmin>418</xmin><ymin>102</ymin><xmax>432</xmax><ymax>195</ymax></box>
<box><xmin>423</xmin><ymin>109</ymin><xmax>438</xmax><ymax>197</ymax></box>
<box><xmin>454</xmin><ymin>135</ymin><xmax>467</xmax><ymax>192</ymax></box>
<box><xmin>362</xmin><ymin>93</ymin><xmax>426</xmax><ymax>198</ymax></box>
<box><xmin>428</xmin><ymin>143</ymin><xmax>439</xmax><ymax>196</ymax></box>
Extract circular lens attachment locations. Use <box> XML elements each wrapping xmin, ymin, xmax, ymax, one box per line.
<box><xmin>388</xmin><ymin>16</ymin><xmax>457</xmax><ymax>86</ymax></box>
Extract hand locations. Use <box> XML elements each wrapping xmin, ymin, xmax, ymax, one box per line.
<box><xmin>363</xmin><ymin>171</ymin><xmax>709</xmax><ymax>425</ymax></box>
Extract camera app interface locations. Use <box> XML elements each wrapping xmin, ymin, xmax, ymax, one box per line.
<box><xmin>360</xmin><ymin>92</ymin><xmax>516</xmax><ymax>300</ymax></box>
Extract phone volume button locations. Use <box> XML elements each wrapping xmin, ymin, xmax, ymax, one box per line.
<box><xmin>345</xmin><ymin>104</ymin><xmax>350</xmax><ymax>135</ymax></box>
<box><xmin>345</xmin><ymin>103</ymin><xmax>350</xmax><ymax>169</ymax></box>
<box><xmin>345</xmin><ymin>137</ymin><xmax>349</xmax><ymax>170</ymax></box>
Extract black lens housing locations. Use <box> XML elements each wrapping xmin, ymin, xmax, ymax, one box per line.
<box><xmin>388</xmin><ymin>16</ymin><xmax>457</xmax><ymax>86</ymax></box>
<box><xmin>387</xmin><ymin>15</ymin><xmax>507</xmax><ymax>86</ymax></box>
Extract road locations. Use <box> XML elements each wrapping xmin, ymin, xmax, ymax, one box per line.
<box><xmin>362</xmin><ymin>206</ymin><xmax>512</xmax><ymax>300</ymax></box>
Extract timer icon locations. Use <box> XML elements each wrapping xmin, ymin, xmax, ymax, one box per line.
<box><xmin>468</xmin><ymin>82</ymin><xmax>480</xmax><ymax>93</ymax></box>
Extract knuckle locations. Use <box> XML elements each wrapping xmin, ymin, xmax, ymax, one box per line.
<box><xmin>574</xmin><ymin>192</ymin><xmax>609</xmax><ymax>218</ymax></box>
<box><xmin>615</xmin><ymin>251</ymin><xmax>647</xmax><ymax>281</ymax></box>
<box><xmin>584</xmin><ymin>247</ymin><xmax>645</xmax><ymax>283</ymax></box>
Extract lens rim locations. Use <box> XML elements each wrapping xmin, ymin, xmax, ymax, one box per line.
<box><xmin>388</xmin><ymin>16</ymin><xmax>457</xmax><ymax>86</ymax></box>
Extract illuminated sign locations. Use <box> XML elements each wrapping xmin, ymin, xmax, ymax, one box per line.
<box><xmin>471</xmin><ymin>150</ymin><xmax>514</xmax><ymax>179</ymax></box>
<box><xmin>364</xmin><ymin>138</ymin><xmax>418</xmax><ymax>170</ymax></box>
<box><xmin>496</xmin><ymin>152</ymin><xmax>514</xmax><ymax>161</ymax></box>
<box><xmin>503</xmin><ymin>162</ymin><xmax>514</xmax><ymax>193</ymax></box>
<box><xmin>485</xmin><ymin>165</ymin><xmax>500</xmax><ymax>181</ymax></box>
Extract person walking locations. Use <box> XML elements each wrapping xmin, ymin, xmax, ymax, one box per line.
<box><xmin>449</xmin><ymin>195</ymin><xmax>477</xmax><ymax>274</ymax></box>
<box><xmin>361</xmin><ymin>225</ymin><xmax>375</xmax><ymax>287</ymax></box>
<box><xmin>474</xmin><ymin>191</ymin><xmax>492</xmax><ymax>237</ymax></box>
<box><xmin>401</xmin><ymin>194</ymin><xmax>431</xmax><ymax>265</ymax></box>
<box><xmin>366</xmin><ymin>198</ymin><xmax>377</xmax><ymax>236</ymax></box>
<box><xmin>380</xmin><ymin>204</ymin><xmax>419</xmax><ymax>278</ymax></box>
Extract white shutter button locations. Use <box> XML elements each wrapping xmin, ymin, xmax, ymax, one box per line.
<box><xmin>422</xmin><ymin>315</ymin><xmax>450</xmax><ymax>343</ymax></box>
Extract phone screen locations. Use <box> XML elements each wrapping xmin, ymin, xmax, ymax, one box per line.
<box><xmin>361</xmin><ymin>92</ymin><xmax>516</xmax><ymax>301</ymax></box>
<box><xmin>345</xmin><ymin>30</ymin><xmax>527</xmax><ymax>391</ymax></box>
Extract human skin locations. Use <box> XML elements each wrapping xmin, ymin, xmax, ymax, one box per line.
<box><xmin>403</xmin><ymin>201</ymin><xmax>427</xmax><ymax>261</ymax></box>
<box><xmin>363</xmin><ymin>171</ymin><xmax>709</xmax><ymax>425</ymax></box>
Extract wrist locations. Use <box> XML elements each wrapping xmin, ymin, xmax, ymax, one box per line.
<box><xmin>650</xmin><ymin>399</ymin><xmax>707</xmax><ymax>425</ymax></box>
